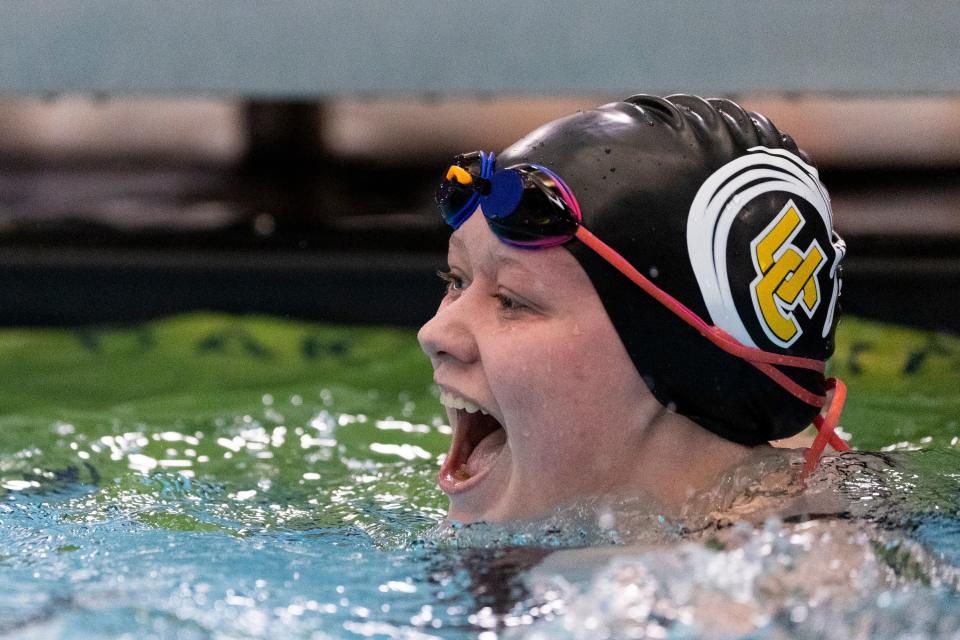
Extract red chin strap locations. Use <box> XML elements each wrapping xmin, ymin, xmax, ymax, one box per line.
<box><xmin>573</xmin><ymin>226</ymin><xmax>850</xmax><ymax>469</ymax></box>
<box><xmin>803</xmin><ymin>378</ymin><xmax>849</xmax><ymax>475</ymax></box>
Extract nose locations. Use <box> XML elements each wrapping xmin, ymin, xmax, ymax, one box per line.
<box><xmin>417</xmin><ymin>298</ymin><xmax>480</xmax><ymax>366</ymax></box>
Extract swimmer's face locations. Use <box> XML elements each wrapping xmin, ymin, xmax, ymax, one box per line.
<box><xmin>418</xmin><ymin>211</ymin><xmax>655</xmax><ymax>523</ymax></box>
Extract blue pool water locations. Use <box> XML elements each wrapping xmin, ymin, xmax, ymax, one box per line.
<box><xmin>0</xmin><ymin>315</ymin><xmax>958</xmax><ymax>639</ymax></box>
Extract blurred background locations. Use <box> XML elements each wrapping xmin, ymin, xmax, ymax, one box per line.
<box><xmin>1</xmin><ymin>2</ymin><xmax>958</xmax><ymax>331</ymax></box>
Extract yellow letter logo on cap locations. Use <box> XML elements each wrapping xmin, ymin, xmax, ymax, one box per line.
<box><xmin>749</xmin><ymin>200</ymin><xmax>826</xmax><ymax>348</ymax></box>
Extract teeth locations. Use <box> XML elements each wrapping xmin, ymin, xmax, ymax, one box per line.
<box><xmin>439</xmin><ymin>390</ymin><xmax>489</xmax><ymax>415</ymax></box>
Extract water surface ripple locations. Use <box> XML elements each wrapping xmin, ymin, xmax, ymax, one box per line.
<box><xmin>0</xmin><ymin>314</ymin><xmax>957</xmax><ymax>639</ymax></box>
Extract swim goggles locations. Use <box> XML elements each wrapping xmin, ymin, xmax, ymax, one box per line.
<box><xmin>436</xmin><ymin>150</ymin><xmax>848</xmax><ymax>473</ymax></box>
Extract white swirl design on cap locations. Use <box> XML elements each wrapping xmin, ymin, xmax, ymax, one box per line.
<box><xmin>686</xmin><ymin>147</ymin><xmax>838</xmax><ymax>348</ymax></box>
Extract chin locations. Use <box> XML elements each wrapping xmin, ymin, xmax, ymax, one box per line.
<box><xmin>444</xmin><ymin>477</ymin><xmax>558</xmax><ymax>525</ymax></box>
<box><xmin>435</xmin><ymin>400</ymin><xmax>568</xmax><ymax>523</ymax></box>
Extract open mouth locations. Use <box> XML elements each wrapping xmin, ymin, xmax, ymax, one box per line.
<box><xmin>438</xmin><ymin>391</ymin><xmax>507</xmax><ymax>493</ymax></box>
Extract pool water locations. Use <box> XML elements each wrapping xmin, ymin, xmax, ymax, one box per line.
<box><xmin>0</xmin><ymin>314</ymin><xmax>958</xmax><ymax>639</ymax></box>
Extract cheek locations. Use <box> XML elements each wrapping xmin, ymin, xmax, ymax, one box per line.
<box><xmin>493</xmin><ymin>336</ymin><xmax>600</xmax><ymax>441</ymax></box>
<box><xmin>510</xmin><ymin>326</ymin><xmax>643</xmax><ymax>438</ymax></box>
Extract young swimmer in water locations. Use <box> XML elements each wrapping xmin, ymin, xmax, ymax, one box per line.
<box><xmin>418</xmin><ymin>94</ymin><xmax>849</xmax><ymax>525</ymax></box>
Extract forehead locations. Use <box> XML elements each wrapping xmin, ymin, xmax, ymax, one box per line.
<box><xmin>447</xmin><ymin>213</ymin><xmax>590</xmax><ymax>287</ymax></box>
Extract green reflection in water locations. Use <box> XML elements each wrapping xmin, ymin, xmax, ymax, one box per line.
<box><xmin>0</xmin><ymin>313</ymin><xmax>448</xmax><ymax>545</ymax></box>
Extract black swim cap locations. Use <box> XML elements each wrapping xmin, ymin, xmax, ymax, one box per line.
<box><xmin>498</xmin><ymin>94</ymin><xmax>846</xmax><ymax>445</ymax></box>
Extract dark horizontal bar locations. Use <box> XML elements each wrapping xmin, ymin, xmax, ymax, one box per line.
<box><xmin>1</xmin><ymin>245</ymin><xmax>957</xmax><ymax>333</ymax></box>
<box><xmin>0</xmin><ymin>247</ymin><xmax>446</xmax><ymax>328</ymax></box>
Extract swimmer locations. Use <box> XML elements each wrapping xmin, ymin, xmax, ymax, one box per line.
<box><xmin>418</xmin><ymin>95</ymin><xmax>849</xmax><ymax>525</ymax></box>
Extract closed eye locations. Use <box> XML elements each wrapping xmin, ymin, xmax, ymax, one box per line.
<box><xmin>492</xmin><ymin>290</ymin><xmax>533</xmax><ymax>316</ymax></box>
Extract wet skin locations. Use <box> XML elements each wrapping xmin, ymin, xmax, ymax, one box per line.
<box><xmin>418</xmin><ymin>211</ymin><xmax>753</xmax><ymax>523</ymax></box>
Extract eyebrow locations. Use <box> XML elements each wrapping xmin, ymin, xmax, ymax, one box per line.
<box><xmin>494</xmin><ymin>254</ymin><xmax>537</xmax><ymax>277</ymax></box>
